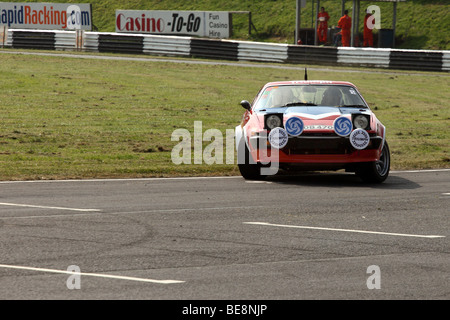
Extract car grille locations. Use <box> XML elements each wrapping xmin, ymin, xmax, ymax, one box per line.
<box><xmin>282</xmin><ymin>134</ymin><xmax>381</xmax><ymax>155</ymax></box>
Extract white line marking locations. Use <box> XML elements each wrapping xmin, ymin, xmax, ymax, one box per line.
<box><xmin>0</xmin><ymin>205</ymin><xmax>265</xmax><ymax>220</ymax></box>
<box><xmin>245</xmin><ymin>181</ymin><xmax>272</xmax><ymax>184</ymax></box>
<box><xmin>0</xmin><ymin>176</ymin><xmax>242</xmax><ymax>184</ymax></box>
<box><xmin>0</xmin><ymin>264</ymin><xmax>184</xmax><ymax>284</ymax></box>
<box><xmin>244</xmin><ymin>222</ymin><xmax>445</xmax><ymax>239</ymax></box>
<box><xmin>0</xmin><ymin>168</ymin><xmax>448</xmax><ymax>184</ymax></box>
<box><xmin>390</xmin><ymin>169</ymin><xmax>450</xmax><ymax>173</ymax></box>
<box><xmin>0</xmin><ymin>202</ymin><xmax>100</xmax><ymax>212</ymax></box>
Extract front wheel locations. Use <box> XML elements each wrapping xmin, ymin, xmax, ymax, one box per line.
<box><xmin>357</xmin><ymin>141</ymin><xmax>390</xmax><ymax>183</ymax></box>
<box><xmin>237</xmin><ymin>140</ymin><xmax>265</xmax><ymax>180</ymax></box>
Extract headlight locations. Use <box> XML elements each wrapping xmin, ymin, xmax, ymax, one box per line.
<box><xmin>353</xmin><ymin>115</ymin><xmax>369</xmax><ymax>130</ymax></box>
<box><xmin>266</xmin><ymin>114</ymin><xmax>282</xmax><ymax>129</ymax></box>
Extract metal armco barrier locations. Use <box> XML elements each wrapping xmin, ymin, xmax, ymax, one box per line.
<box><xmin>443</xmin><ymin>52</ymin><xmax>450</xmax><ymax>72</ymax></box>
<box><xmin>3</xmin><ymin>29</ymin><xmax>449</xmax><ymax>72</ymax></box>
<box><xmin>238</xmin><ymin>41</ymin><xmax>288</xmax><ymax>63</ymax></box>
<box><xmin>143</xmin><ymin>35</ymin><xmax>191</xmax><ymax>57</ymax></box>
<box><xmin>337</xmin><ymin>47</ymin><xmax>391</xmax><ymax>68</ymax></box>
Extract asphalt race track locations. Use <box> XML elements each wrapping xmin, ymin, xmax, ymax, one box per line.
<box><xmin>0</xmin><ymin>169</ymin><xmax>448</xmax><ymax>301</ymax></box>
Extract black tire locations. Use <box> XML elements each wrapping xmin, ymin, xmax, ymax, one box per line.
<box><xmin>357</xmin><ymin>141</ymin><xmax>390</xmax><ymax>183</ymax></box>
<box><xmin>237</xmin><ymin>140</ymin><xmax>266</xmax><ymax>180</ymax></box>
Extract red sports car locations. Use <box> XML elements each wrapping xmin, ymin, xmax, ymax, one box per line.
<box><xmin>235</xmin><ymin>80</ymin><xmax>390</xmax><ymax>183</ymax></box>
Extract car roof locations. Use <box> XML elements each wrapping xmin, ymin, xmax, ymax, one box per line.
<box><xmin>263</xmin><ymin>80</ymin><xmax>356</xmax><ymax>87</ymax></box>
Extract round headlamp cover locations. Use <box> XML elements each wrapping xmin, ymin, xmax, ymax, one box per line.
<box><xmin>266</xmin><ymin>115</ymin><xmax>282</xmax><ymax>129</ymax></box>
<box><xmin>354</xmin><ymin>115</ymin><xmax>369</xmax><ymax>129</ymax></box>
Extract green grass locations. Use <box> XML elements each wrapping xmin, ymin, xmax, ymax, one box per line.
<box><xmin>0</xmin><ymin>50</ymin><xmax>449</xmax><ymax>180</ymax></box>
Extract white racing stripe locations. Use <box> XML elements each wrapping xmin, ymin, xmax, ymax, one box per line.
<box><xmin>0</xmin><ymin>202</ymin><xmax>100</xmax><ymax>212</ymax></box>
<box><xmin>0</xmin><ymin>264</ymin><xmax>184</xmax><ymax>284</ymax></box>
<box><xmin>244</xmin><ymin>222</ymin><xmax>445</xmax><ymax>239</ymax></box>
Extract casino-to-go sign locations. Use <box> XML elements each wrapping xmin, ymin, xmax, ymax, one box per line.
<box><xmin>116</xmin><ymin>10</ymin><xmax>230</xmax><ymax>38</ymax></box>
<box><xmin>0</xmin><ymin>2</ymin><xmax>92</xmax><ymax>30</ymax></box>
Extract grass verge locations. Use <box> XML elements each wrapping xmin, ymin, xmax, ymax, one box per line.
<box><xmin>0</xmin><ymin>49</ymin><xmax>449</xmax><ymax>180</ymax></box>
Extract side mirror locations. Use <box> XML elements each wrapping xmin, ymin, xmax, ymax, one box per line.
<box><xmin>240</xmin><ymin>100</ymin><xmax>251</xmax><ymax>111</ymax></box>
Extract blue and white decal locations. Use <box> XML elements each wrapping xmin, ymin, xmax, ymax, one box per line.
<box><xmin>333</xmin><ymin>117</ymin><xmax>353</xmax><ymax>137</ymax></box>
<box><xmin>285</xmin><ymin>117</ymin><xmax>304</xmax><ymax>136</ymax></box>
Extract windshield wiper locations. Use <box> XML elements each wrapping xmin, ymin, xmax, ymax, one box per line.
<box><xmin>284</xmin><ymin>102</ymin><xmax>317</xmax><ymax>107</ymax></box>
<box><xmin>338</xmin><ymin>104</ymin><xmax>367</xmax><ymax>108</ymax></box>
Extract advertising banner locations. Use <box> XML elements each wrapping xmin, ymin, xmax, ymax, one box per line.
<box><xmin>0</xmin><ymin>2</ymin><xmax>92</xmax><ymax>30</ymax></box>
<box><xmin>116</xmin><ymin>10</ymin><xmax>230</xmax><ymax>38</ymax></box>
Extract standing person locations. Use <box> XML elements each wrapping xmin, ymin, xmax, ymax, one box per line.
<box><xmin>338</xmin><ymin>10</ymin><xmax>352</xmax><ymax>47</ymax></box>
<box><xmin>363</xmin><ymin>9</ymin><xmax>374</xmax><ymax>47</ymax></box>
<box><xmin>317</xmin><ymin>7</ymin><xmax>330</xmax><ymax>44</ymax></box>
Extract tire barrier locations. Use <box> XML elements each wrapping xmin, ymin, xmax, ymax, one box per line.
<box><xmin>98</xmin><ymin>34</ymin><xmax>144</xmax><ymax>54</ymax></box>
<box><xmin>3</xmin><ymin>29</ymin><xmax>449</xmax><ymax>72</ymax></box>
<box><xmin>287</xmin><ymin>45</ymin><xmax>338</xmax><ymax>65</ymax></box>
<box><xmin>11</xmin><ymin>30</ymin><xmax>55</xmax><ymax>50</ymax></box>
<box><xmin>389</xmin><ymin>49</ymin><xmax>444</xmax><ymax>72</ymax></box>
<box><xmin>190</xmin><ymin>38</ymin><xmax>239</xmax><ymax>60</ymax></box>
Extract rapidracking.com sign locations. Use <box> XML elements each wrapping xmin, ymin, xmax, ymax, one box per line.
<box><xmin>0</xmin><ymin>2</ymin><xmax>92</xmax><ymax>30</ymax></box>
<box><xmin>116</xmin><ymin>10</ymin><xmax>230</xmax><ymax>38</ymax></box>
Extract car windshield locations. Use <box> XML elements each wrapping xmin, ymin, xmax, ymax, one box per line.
<box><xmin>253</xmin><ymin>85</ymin><xmax>368</xmax><ymax>111</ymax></box>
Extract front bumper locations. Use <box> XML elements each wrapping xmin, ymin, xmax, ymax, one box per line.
<box><xmin>249</xmin><ymin>133</ymin><xmax>383</xmax><ymax>164</ymax></box>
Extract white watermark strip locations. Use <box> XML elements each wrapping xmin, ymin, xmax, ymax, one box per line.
<box><xmin>0</xmin><ymin>264</ymin><xmax>184</xmax><ymax>284</ymax></box>
<box><xmin>244</xmin><ymin>222</ymin><xmax>445</xmax><ymax>239</ymax></box>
